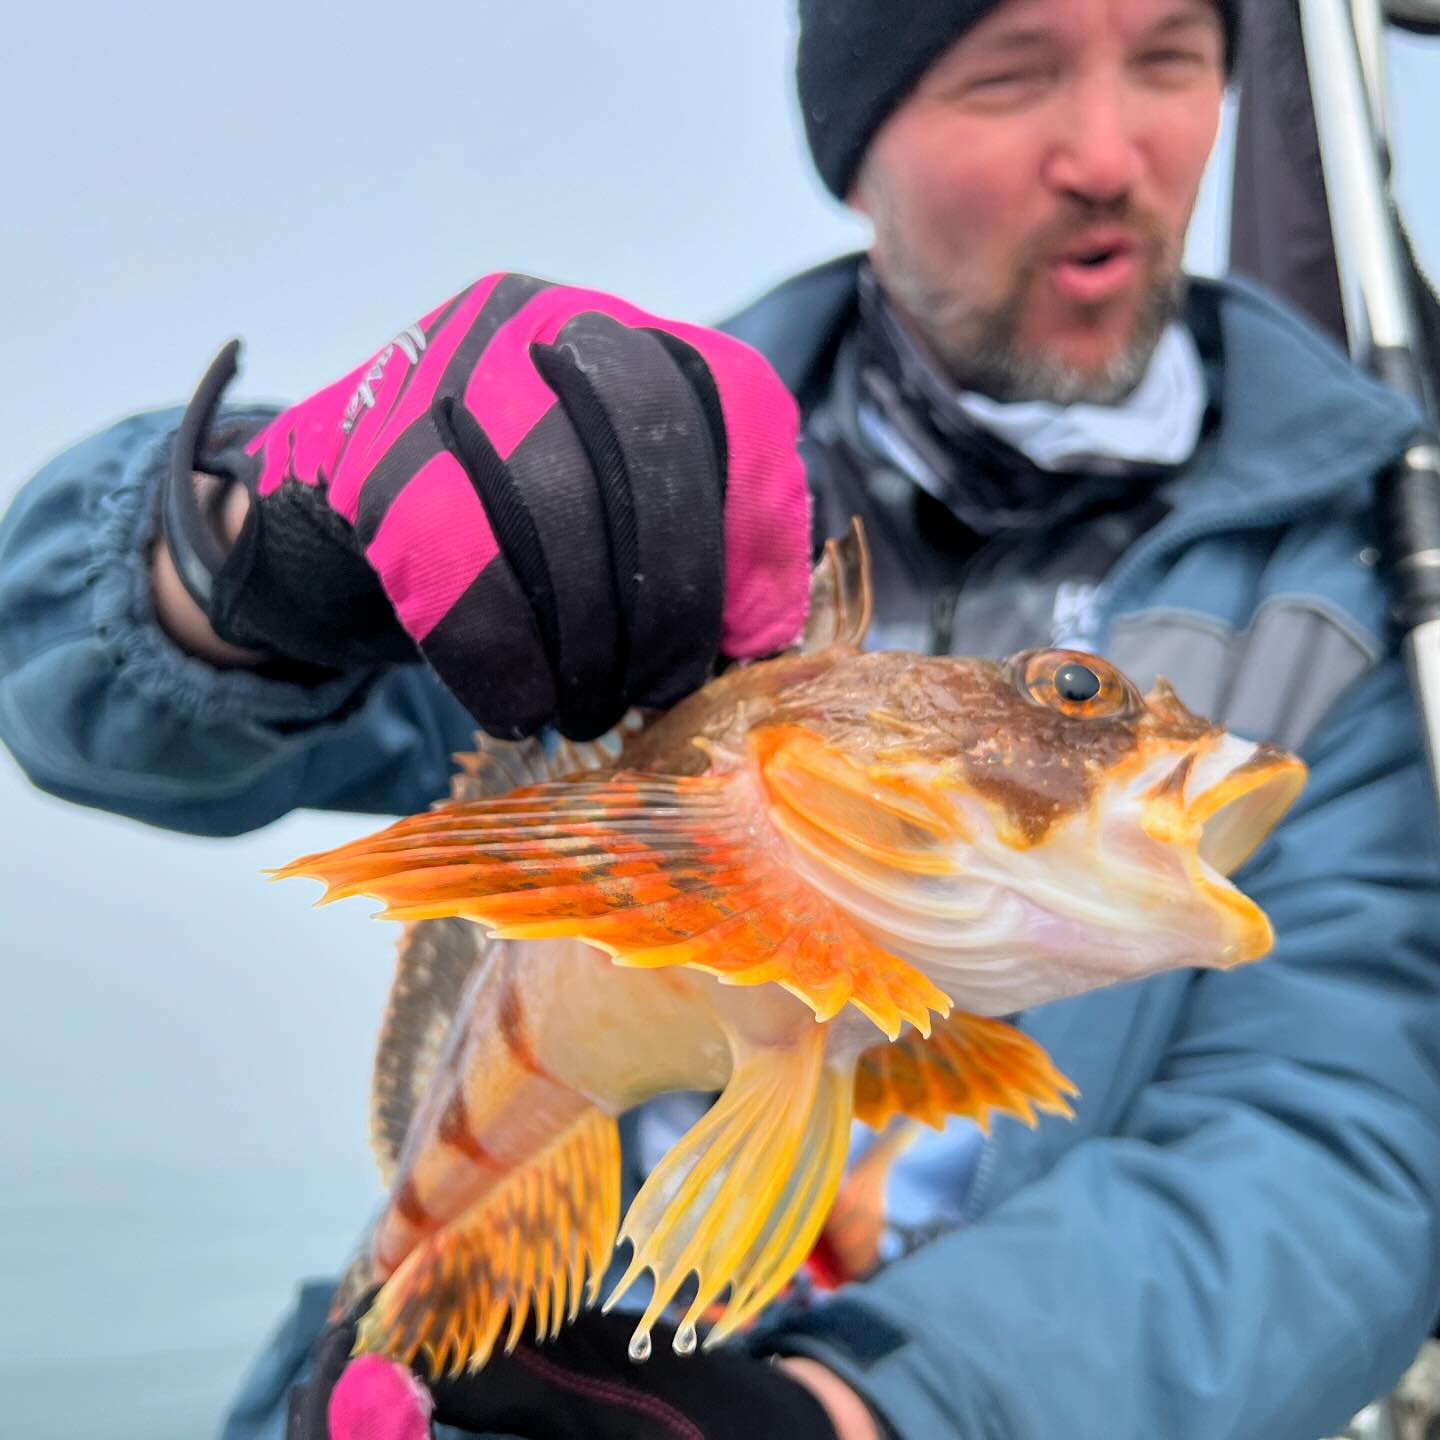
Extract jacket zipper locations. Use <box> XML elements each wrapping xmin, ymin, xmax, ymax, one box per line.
<box><xmin>962</xmin><ymin>1128</ymin><xmax>1001</xmax><ymax>1224</ymax></box>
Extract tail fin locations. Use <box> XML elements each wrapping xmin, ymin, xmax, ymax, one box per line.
<box><xmin>355</xmin><ymin>1106</ymin><xmax>621</xmax><ymax>1378</ymax></box>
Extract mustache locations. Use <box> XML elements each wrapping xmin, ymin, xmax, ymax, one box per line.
<box><xmin>1015</xmin><ymin>201</ymin><xmax>1171</xmax><ymax>274</ymax></box>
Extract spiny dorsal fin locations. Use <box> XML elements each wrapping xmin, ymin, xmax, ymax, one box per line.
<box><xmin>799</xmin><ymin>516</ymin><xmax>872</xmax><ymax>654</ymax></box>
<box><xmin>853</xmin><ymin>1010</ymin><xmax>1078</xmax><ymax>1133</ymax></box>
<box><xmin>447</xmin><ymin>710</ymin><xmax>646</xmax><ymax>805</ymax></box>
<box><xmin>370</xmin><ymin>918</ymin><xmax>493</xmax><ymax>1186</ymax></box>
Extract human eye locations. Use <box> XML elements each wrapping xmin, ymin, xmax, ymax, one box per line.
<box><xmin>1142</xmin><ymin>46</ymin><xmax>1206</xmax><ymax>68</ymax></box>
<box><xmin>1135</xmin><ymin>45</ymin><xmax>1212</xmax><ymax>85</ymax></box>
<box><xmin>960</xmin><ymin>65</ymin><xmax>1056</xmax><ymax>107</ymax></box>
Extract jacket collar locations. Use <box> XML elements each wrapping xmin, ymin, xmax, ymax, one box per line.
<box><xmin>720</xmin><ymin>254</ymin><xmax>1423</xmax><ymax>518</ymax></box>
<box><xmin>1184</xmin><ymin>272</ymin><xmax>1422</xmax><ymax>515</ymax></box>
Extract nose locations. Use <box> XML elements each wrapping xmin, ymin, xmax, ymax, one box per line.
<box><xmin>1042</xmin><ymin>80</ymin><xmax>1145</xmax><ymax>205</ymax></box>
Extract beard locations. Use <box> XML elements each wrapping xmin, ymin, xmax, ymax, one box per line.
<box><xmin>914</xmin><ymin>265</ymin><xmax>1186</xmax><ymax>405</ymax></box>
<box><xmin>866</xmin><ymin>184</ymin><xmax>1187</xmax><ymax>405</ymax></box>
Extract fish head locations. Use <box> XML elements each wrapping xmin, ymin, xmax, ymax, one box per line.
<box><xmin>746</xmin><ymin>646</ymin><xmax>1307</xmax><ymax>1015</ymax></box>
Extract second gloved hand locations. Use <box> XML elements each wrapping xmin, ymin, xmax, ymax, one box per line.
<box><xmin>286</xmin><ymin>1303</ymin><xmax>845</xmax><ymax>1440</ymax></box>
<box><xmin>173</xmin><ymin>273</ymin><xmax>811</xmax><ymax>739</ymax></box>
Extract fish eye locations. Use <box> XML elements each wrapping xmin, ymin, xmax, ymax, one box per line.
<box><xmin>1055</xmin><ymin>662</ymin><xmax>1101</xmax><ymax>702</ymax></box>
<box><xmin>1018</xmin><ymin>650</ymin><xmax>1138</xmax><ymax>719</ymax></box>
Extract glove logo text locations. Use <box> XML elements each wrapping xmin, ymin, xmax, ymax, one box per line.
<box><xmin>342</xmin><ymin>325</ymin><xmax>427</xmax><ymax>434</ymax></box>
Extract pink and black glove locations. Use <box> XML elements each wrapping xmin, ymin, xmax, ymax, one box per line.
<box><xmin>285</xmin><ymin>1303</ymin><xmax>844</xmax><ymax>1440</ymax></box>
<box><xmin>164</xmin><ymin>273</ymin><xmax>811</xmax><ymax>739</ymax></box>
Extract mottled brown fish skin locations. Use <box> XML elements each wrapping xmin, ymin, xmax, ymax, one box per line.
<box><xmin>618</xmin><ymin>649</ymin><xmax>1220</xmax><ymax>848</ymax></box>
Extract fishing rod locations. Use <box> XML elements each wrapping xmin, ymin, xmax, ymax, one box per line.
<box><xmin>1296</xmin><ymin>0</ymin><xmax>1440</xmax><ymax>801</ymax></box>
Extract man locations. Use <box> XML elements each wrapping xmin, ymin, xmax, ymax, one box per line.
<box><xmin>3</xmin><ymin>1</ymin><xmax>1439</xmax><ymax>1437</ymax></box>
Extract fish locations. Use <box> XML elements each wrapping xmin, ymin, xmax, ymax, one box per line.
<box><xmin>271</xmin><ymin>517</ymin><xmax>1307</xmax><ymax>1379</ymax></box>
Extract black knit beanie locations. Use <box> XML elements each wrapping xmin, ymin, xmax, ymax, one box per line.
<box><xmin>797</xmin><ymin>0</ymin><xmax>1241</xmax><ymax>200</ymax></box>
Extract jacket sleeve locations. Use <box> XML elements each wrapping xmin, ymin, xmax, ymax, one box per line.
<box><xmin>760</xmin><ymin>654</ymin><xmax>1440</xmax><ymax>1440</ymax></box>
<box><xmin>0</xmin><ymin>409</ymin><xmax>476</xmax><ymax>835</ymax></box>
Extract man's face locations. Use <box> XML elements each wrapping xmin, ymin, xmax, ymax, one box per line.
<box><xmin>851</xmin><ymin>0</ymin><xmax>1226</xmax><ymax>404</ymax></box>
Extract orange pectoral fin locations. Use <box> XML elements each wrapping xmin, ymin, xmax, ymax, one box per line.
<box><xmin>854</xmin><ymin>1011</ymin><xmax>1078</xmax><ymax>1134</ymax></box>
<box><xmin>271</xmin><ymin>770</ymin><xmax>950</xmax><ymax>1039</ymax></box>
<box><xmin>754</xmin><ymin>726</ymin><xmax>963</xmax><ymax>874</ymax></box>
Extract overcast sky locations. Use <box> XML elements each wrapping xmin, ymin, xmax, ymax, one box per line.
<box><xmin>3</xmin><ymin>7</ymin><xmax>1438</xmax><ymax>1439</ymax></box>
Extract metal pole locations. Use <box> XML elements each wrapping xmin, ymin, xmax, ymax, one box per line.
<box><xmin>1297</xmin><ymin>1</ymin><xmax>1416</xmax><ymax>353</ymax></box>
<box><xmin>1297</xmin><ymin>0</ymin><xmax>1440</xmax><ymax>798</ymax></box>
<box><xmin>1352</xmin><ymin>0</ymin><xmax>1394</xmax><ymax>150</ymax></box>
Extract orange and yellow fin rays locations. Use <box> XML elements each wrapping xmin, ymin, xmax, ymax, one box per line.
<box><xmin>447</xmin><ymin>712</ymin><xmax>644</xmax><ymax>804</ymax></box>
<box><xmin>270</xmin><ymin>775</ymin><xmax>743</xmax><ymax>905</ymax></box>
<box><xmin>800</xmin><ymin>517</ymin><xmax>873</xmax><ymax>653</ymax></box>
<box><xmin>354</xmin><ymin>1108</ymin><xmax>621</xmax><ymax>1381</ymax></box>
<box><xmin>701</xmin><ymin>1061</ymin><xmax>854</xmax><ymax>1347</ymax></box>
<box><xmin>853</xmin><ymin>1012</ymin><xmax>1078</xmax><ymax>1135</ymax></box>
<box><xmin>602</xmin><ymin>1026</ymin><xmax>850</xmax><ymax>1358</ymax></box>
<box><xmin>271</xmin><ymin>766</ymin><xmax>949</xmax><ymax>1040</ymax></box>
<box><xmin>614</xmin><ymin>882</ymin><xmax>946</xmax><ymax>1038</ymax></box>
<box><xmin>370</xmin><ymin>918</ymin><xmax>491</xmax><ymax>1188</ymax></box>
<box><xmin>755</xmin><ymin>727</ymin><xmax>961</xmax><ymax>875</ymax></box>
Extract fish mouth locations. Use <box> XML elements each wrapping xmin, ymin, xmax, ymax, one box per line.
<box><xmin>1190</xmin><ymin>746</ymin><xmax>1308</xmax><ymax>877</ymax></box>
<box><xmin>1177</xmin><ymin>743</ymin><xmax>1308</xmax><ymax>964</ymax></box>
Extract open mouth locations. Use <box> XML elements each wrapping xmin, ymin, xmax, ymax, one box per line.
<box><xmin>1138</xmin><ymin>739</ymin><xmax>1308</xmax><ymax>966</ymax></box>
<box><xmin>1190</xmin><ymin>749</ymin><xmax>1308</xmax><ymax>877</ymax></box>
<box><xmin>1050</xmin><ymin>234</ymin><xmax>1140</xmax><ymax>301</ymax></box>
<box><xmin>1183</xmin><ymin>746</ymin><xmax>1307</xmax><ymax>966</ymax></box>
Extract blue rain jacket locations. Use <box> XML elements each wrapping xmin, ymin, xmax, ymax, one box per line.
<box><xmin>3</xmin><ymin>262</ymin><xmax>1440</xmax><ymax>1440</ymax></box>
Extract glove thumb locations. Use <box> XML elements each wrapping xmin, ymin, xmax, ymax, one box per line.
<box><xmin>327</xmin><ymin>1355</ymin><xmax>434</xmax><ymax>1440</ymax></box>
